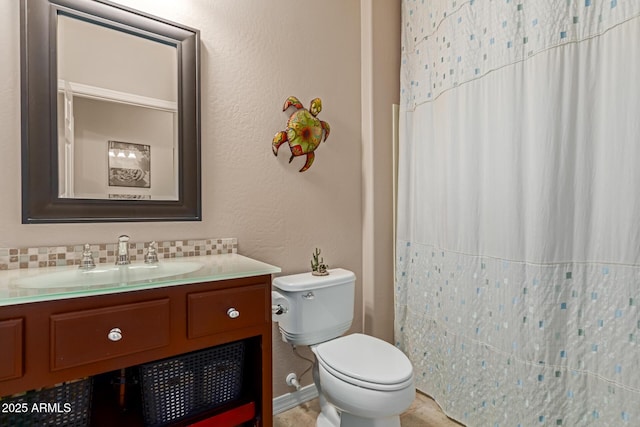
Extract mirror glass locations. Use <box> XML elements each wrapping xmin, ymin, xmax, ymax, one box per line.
<box><xmin>21</xmin><ymin>0</ymin><xmax>201</xmax><ymax>223</ymax></box>
<box><xmin>57</xmin><ymin>14</ymin><xmax>179</xmax><ymax>201</ymax></box>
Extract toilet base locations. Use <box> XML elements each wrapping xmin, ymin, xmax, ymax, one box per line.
<box><xmin>340</xmin><ymin>413</ymin><xmax>400</xmax><ymax>427</ymax></box>
<box><xmin>316</xmin><ymin>393</ymin><xmax>341</xmax><ymax>427</ymax></box>
<box><xmin>313</xmin><ymin>362</ymin><xmax>405</xmax><ymax>427</ymax></box>
<box><xmin>315</xmin><ymin>403</ymin><xmax>401</xmax><ymax>427</ymax></box>
<box><xmin>317</xmin><ymin>412</ymin><xmax>338</xmax><ymax>427</ymax></box>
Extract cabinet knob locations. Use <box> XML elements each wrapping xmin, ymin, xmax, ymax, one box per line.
<box><xmin>227</xmin><ymin>308</ymin><xmax>240</xmax><ymax>319</ymax></box>
<box><xmin>108</xmin><ymin>328</ymin><xmax>123</xmax><ymax>342</ymax></box>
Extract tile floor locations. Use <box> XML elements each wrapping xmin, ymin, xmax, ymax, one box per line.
<box><xmin>273</xmin><ymin>391</ymin><xmax>464</xmax><ymax>426</ymax></box>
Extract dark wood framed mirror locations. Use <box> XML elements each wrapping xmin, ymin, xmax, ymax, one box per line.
<box><xmin>20</xmin><ymin>0</ymin><xmax>201</xmax><ymax>223</ymax></box>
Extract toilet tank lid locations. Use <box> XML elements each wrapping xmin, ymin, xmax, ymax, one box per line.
<box><xmin>272</xmin><ymin>268</ymin><xmax>355</xmax><ymax>292</ymax></box>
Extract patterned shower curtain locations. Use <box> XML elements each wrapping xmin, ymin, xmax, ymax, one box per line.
<box><xmin>395</xmin><ymin>0</ymin><xmax>640</xmax><ymax>425</ymax></box>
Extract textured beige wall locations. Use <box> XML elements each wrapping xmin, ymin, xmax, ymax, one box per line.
<box><xmin>361</xmin><ymin>0</ymin><xmax>401</xmax><ymax>344</ymax></box>
<box><xmin>1</xmin><ymin>0</ymin><xmax>399</xmax><ymax>400</ymax></box>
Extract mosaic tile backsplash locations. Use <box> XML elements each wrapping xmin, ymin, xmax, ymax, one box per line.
<box><xmin>0</xmin><ymin>238</ymin><xmax>237</xmax><ymax>270</ymax></box>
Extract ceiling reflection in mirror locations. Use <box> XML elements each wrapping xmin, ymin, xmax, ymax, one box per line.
<box><xmin>56</xmin><ymin>13</ymin><xmax>179</xmax><ymax>201</ymax></box>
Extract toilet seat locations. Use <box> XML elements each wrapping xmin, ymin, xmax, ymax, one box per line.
<box><xmin>313</xmin><ymin>333</ymin><xmax>414</xmax><ymax>392</ymax></box>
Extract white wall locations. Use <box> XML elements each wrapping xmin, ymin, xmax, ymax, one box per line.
<box><xmin>1</xmin><ymin>0</ymin><xmax>399</xmax><ymax>399</ymax></box>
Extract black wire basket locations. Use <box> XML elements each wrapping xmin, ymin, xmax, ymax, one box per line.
<box><xmin>139</xmin><ymin>341</ymin><xmax>245</xmax><ymax>427</ymax></box>
<box><xmin>0</xmin><ymin>377</ymin><xmax>92</xmax><ymax>427</ymax></box>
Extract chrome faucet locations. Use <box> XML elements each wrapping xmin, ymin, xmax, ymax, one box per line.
<box><xmin>116</xmin><ymin>235</ymin><xmax>130</xmax><ymax>265</ymax></box>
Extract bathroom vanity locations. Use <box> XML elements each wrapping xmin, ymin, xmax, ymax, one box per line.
<box><xmin>0</xmin><ymin>254</ymin><xmax>280</xmax><ymax>426</ymax></box>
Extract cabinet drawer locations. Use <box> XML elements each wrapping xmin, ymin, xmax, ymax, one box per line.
<box><xmin>50</xmin><ymin>299</ymin><xmax>170</xmax><ymax>371</ymax></box>
<box><xmin>0</xmin><ymin>318</ymin><xmax>23</xmax><ymax>381</ymax></box>
<box><xmin>188</xmin><ymin>285</ymin><xmax>266</xmax><ymax>339</ymax></box>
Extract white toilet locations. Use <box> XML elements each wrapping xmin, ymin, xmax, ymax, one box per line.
<box><xmin>272</xmin><ymin>268</ymin><xmax>415</xmax><ymax>427</ymax></box>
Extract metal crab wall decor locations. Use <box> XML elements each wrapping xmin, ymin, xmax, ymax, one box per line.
<box><xmin>272</xmin><ymin>96</ymin><xmax>331</xmax><ymax>172</ymax></box>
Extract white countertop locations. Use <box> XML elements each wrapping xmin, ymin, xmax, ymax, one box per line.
<box><xmin>0</xmin><ymin>253</ymin><xmax>281</xmax><ymax>307</ymax></box>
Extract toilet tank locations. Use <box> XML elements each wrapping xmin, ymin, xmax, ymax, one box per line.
<box><xmin>272</xmin><ymin>268</ymin><xmax>355</xmax><ymax>346</ymax></box>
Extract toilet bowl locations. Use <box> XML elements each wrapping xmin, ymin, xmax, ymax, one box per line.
<box><xmin>312</xmin><ymin>333</ymin><xmax>415</xmax><ymax>427</ymax></box>
<box><xmin>271</xmin><ymin>269</ymin><xmax>415</xmax><ymax>427</ymax></box>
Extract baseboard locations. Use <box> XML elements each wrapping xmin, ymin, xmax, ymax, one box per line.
<box><xmin>272</xmin><ymin>383</ymin><xmax>319</xmax><ymax>415</ymax></box>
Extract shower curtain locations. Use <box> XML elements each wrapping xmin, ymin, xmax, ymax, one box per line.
<box><xmin>395</xmin><ymin>0</ymin><xmax>640</xmax><ymax>425</ymax></box>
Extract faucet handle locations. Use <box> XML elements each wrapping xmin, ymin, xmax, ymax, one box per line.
<box><xmin>144</xmin><ymin>241</ymin><xmax>159</xmax><ymax>264</ymax></box>
<box><xmin>79</xmin><ymin>243</ymin><xmax>96</xmax><ymax>270</ymax></box>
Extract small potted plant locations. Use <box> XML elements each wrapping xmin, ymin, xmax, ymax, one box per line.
<box><xmin>311</xmin><ymin>248</ymin><xmax>329</xmax><ymax>276</ymax></box>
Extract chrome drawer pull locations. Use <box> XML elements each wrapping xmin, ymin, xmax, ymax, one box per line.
<box><xmin>227</xmin><ymin>308</ymin><xmax>240</xmax><ymax>319</ymax></box>
<box><xmin>108</xmin><ymin>328</ymin><xmax>122</xmax><ymax>342</ymax></box>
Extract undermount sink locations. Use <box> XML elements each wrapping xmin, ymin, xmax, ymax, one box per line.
<box><xmin>13</xmin><ymin>261</ymin><xmax>202</xmax><ymax>289</ymax></box>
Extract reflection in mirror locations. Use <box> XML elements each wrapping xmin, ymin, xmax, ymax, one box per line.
<box><xmin>56</xmin><ymin>14</ymin><xmax>179</xmax><ymax>200</ymax></box>
<box><xmin>21</xmin><ymin>0</ymin><xmax>200</xmax><ymax>223</ymax></box>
